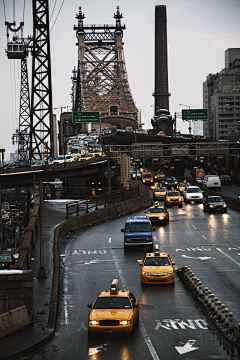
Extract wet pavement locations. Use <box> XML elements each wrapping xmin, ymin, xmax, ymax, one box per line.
<box><xmin>0</xmin><ymin>200</ymin><xmax>68</xmax><ymax>360</ymax></box>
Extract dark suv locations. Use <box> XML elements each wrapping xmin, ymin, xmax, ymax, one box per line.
<box><xmin>219</xmin><ymin>174</ymin><xmax>231</xmax><ymax>186</ymax></box>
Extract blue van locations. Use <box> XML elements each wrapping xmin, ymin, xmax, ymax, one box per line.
<box><xmin>121</xmin><ymin>216</ymin><xmax>155</xmax><ymax>252</ymax></box>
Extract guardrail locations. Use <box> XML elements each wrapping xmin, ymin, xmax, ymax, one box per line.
<box><xmin>66</xmin><ymin>185</ymin><xmax>140</xmax><ymax>218</ymax></box>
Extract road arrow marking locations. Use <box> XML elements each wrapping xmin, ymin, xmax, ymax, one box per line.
<box><xmin>84</xmin><ymin>259</ymin><xmax>100</xmax><ymax>264</ymax></box>
<box><xmin>181</xmin><ymin>254</ymin><xmax>215</xmax><ymax>260</ymax></box>
<box><xmin>175</xmin><ymin>340</ymin><xmax>199</xmax><ymax>355</ymax></box>
<box><xmin>88</xmin><ymin>342</ymin><xmax>110</xmax><ymax>356</ymax></box>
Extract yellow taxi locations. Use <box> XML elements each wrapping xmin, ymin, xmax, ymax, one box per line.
<box><xmin>153</xmin><ymin>186</ymin><xmax>167</xmax><ymax>200</ymax></box>
<box><xmin>145</xmin><ymin>205</ymin><xmax>169</xmax><ymax>225</ymax></box>
<box><xmin>141</xmin><ymin>171</ymin><xmax>153</xmax><ymax>184</ymax></box>
<box><xmin>165</xmin><ymin>189</ymin><xmax>183</xmax><ymax>207</ymax></box>
<box><xmin>153</xmin><ymin>170</ymin><xmax>165</xmax><ymax>182</ymax></box>
<box><xmin>87</xmin><ymin>279</ymin><xmax>139</xmax><ymax>337</ymax></box>
<box><xmin>177</xmin><ymin>182</ymin><xmax>191</xmax><ymax>195</ymax></box>
<box><xmin>78</xmin><ymin>153</ymin><xmax>95</xmax><ymax>161</ymax></box>
<box><xmin>92</xmin><ymin>150</ymin><xmax>102</xmax><ymax>157</ymax></box>
<box><xmin>138</xmin><ymin>245</ymin><xmax>176</xmax><ymax>285</ymax></box>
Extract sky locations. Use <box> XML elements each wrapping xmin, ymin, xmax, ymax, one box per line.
<box><xmin>0</xmin><ymin>0</ymin><xmax>240</xmax><ymax>160</ymax></box>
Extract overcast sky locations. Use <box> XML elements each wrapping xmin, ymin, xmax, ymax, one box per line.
<box><xmin>0</xmin><ymin>0</ymin><xmax>240</xmax><ymax>160</ymax></box>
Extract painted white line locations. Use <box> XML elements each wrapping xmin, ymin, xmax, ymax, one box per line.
<box><xmin>110</xmin><ymin>250</ymin><xmax>128</xmax><ymax>289</ymax></box>
<box><xmin>216</xmin><ymin>248</ymin><xmax>240</xmax><ymax>268</ymax></box>
<box><xmin>109</xmin><ymin>237</ymin><xmax>111</xmax><ymax>243</ymax></box>
<box><xmin>192</xmin><ymin>225</ymin><xmax>197</xmax><ymax>230</ymax></box>
<box><xmin>111</xmin><ymin>250</ymin><xmax>160</xmax><ymax>360</ymax></box>
<box><xmin>202</xmin><ymin>235</ymin><xmax>207</xmax><ymax>240</ymax></box>
<box><xmin>63</xmin><ymin>247</ymin><xmax>69</xmax><ymax>325</ymax></box>
<box><xmin>140</xmin><ymin>324</ymin><xmax>160</xmax><ymax>360</ymax></box>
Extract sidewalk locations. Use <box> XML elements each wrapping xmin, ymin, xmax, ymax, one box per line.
<box><xmin>0</xmin><ymin>200</ymin><xmax>67</xmax><ymax>360</ymax></box>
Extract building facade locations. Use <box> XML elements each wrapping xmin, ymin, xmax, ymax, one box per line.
<box><xmin>203</xmin><ymin>48</ymin><xmax>240</xmax><ymax>140</ymax></box>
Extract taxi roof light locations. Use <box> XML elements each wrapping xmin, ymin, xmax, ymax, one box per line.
<box><xmin>110</xmin><ymin>279</ymin><xmax>119</xmax><ymax>295</ymax></box>
<box><xmin>154</xmin><ymin>244</ymin><xmax>160</xmax><ymax>256</ymax></box>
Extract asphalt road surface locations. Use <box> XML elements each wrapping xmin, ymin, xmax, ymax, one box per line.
<box><xmin>21</xmin><ymin>192</ymin><xmax>240</xmax><ymax>360</ymax></box>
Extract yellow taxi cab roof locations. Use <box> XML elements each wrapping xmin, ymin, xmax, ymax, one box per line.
<box><xmin>98</xmin><ymin>290</ymin><xmax>129</xmax><ymax>297</ymax></box>
<box><xmin>145</xmin><ymin>252</ymin><xmax>169</xmax><ymax>257</ymax></box>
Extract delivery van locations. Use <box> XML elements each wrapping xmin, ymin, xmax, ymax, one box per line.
<box><xmin>202</xmin><ymin>175</ymin><xmax>221</xmax><ymax>191</ymax></box>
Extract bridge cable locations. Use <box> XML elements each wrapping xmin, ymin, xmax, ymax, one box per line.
<box><xmin>50</xmin><ymin>0</ymin><xmax>65</xmax><ymax>32</ymax></box>
<box><xmin>2</xmin><ymin>0</ymin><xmax>6</xmax><ymax>22</ymax></box>
<box><xmin>50</xmin><ymin>0</ymin><xmax>58</xmax><ymax>22</ymax></box>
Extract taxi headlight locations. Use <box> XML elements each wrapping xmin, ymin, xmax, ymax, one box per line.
<box><xmin>143</xmin><ymin>272</ymin><xmax>152</xmax><ymax>276</ymax></box>
<box><xmin>159</xmin><ymin>217</ymin><xmax>164</xmax><ymax>220</ymax></box>
<box><xmin>119</xmin><ymin>320</ymin><xmax>132</xmax><ymax>325</ymax></box>
<box><xmin>89</xmin><ymin>320</ymin><xmax>99</xmax><ymax>325</ymax></box>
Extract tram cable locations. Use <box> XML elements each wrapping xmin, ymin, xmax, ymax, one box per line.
<box><xmin>50</xmin><ymin>0</ymin><xmax>65</xmax><ymax>32</ymax></box>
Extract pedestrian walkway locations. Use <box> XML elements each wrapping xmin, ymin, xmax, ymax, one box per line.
<box><xmin>1</xmin><ymin>200</ymin><xmax>67</xmax><ymax>360</ymax></box>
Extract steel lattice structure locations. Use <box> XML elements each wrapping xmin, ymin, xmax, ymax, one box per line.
<box><xmin>73</xmin><ymin>7</ymin><xmax>140</xmax><ymax>129</ymax></box>
<box><xmin>18</xmin><ymin>57</ymin><xmax>31</xmax><ymax>160</ymax></box>
<box><xmin>30</xmin><ymin>0</ymin><xmax>53</xmax><ymax>160</ymax></box>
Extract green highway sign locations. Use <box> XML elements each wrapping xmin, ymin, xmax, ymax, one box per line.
<box><xmin>182</xmin><ymin>109</ymin><xmax>208</xmax><ymax>121</ymax></box>
<box><xmin>72</xmin><ymin>111</ymin><xmax>100</xmax><ymax>123</ymax></box>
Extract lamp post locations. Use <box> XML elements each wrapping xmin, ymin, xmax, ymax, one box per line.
<box><xmin>179</xmin><ymin>104</ymin><xmax>192</xmax><ymax>135</ymax></box>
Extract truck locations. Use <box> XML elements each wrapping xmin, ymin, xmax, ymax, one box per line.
<box><xmin>172</xmin><ymin>159</ymin><xmax>185</xmax><ymax>176</ymax></box>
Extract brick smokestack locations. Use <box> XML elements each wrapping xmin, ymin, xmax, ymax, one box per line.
<box><xmin>154</xmin><ymin>5</ymin><xmax>170</xmax><ymax>113</ymax></box>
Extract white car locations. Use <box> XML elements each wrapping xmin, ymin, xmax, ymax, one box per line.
<box><xmin>52</xmin><ymin>155</ymin><xmax>75</xmax><ymax>164</ymax></box>
<box><xmin>184</xmin><ymin>186</ymin><xmax>203</xmax><ymax>203</ymax></box>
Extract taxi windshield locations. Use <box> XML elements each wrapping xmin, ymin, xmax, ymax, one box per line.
<box><xmin>125</xmin><ymin>223</ymin><xmax>152</xmax><ymax>232</ymax></box>
<box><xmin>147</xmin><ymin>208</ymin><xmax>164</xmax><ymax>213</ymax></box>
<box><xmin>93</xmin><ymin>297</ymin><xmax>131</xmax><ymax>309</ymax></box>
<box><xmin>167</xmin><ymin>192</ymin><xmax>180</xmax><ymax>196</ymax></box>
<box><xmin>144</xmin><ymin>257</ymin><xmax>170</xmax><ymax>266</ymax></box>
<box><xmin>155</xmin><ymin>189</ymin><xmax>166</xmax><ymax>193</ymax></box>
<box><xmin>143</xmin><ymin>173</ymin><xmax>152</xmax><ymax>179</ymax></box>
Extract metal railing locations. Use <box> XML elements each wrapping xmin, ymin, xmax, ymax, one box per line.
<box><xmin>66</xmin><ymin>185</ymin><xmax>139</xmax><ymax>218</ymax></box>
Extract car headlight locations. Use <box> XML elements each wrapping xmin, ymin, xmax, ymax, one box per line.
<box><xmin>159</xmin><ymin>217</ymin><xmax>165</xmax><ymax>220</ymax></box>
<box><xmin>89</xmin><ymin>320</ymin><xmax>99</xmax><ymax>325</ymax></box>
<box><xmin>209</xmin><ymin>205</ymin><xmax>214</xmax><ymax>208</ymax></box>
<box><xmin>143</xmin><ymin>272</ymin><xmax>153</xmax><ymax>276</ymax></box>
<box><xmin>119</xmin><ymin>320</ymin><xmax>132</xmax><ymax>325</ymax></box>
<box><xmin>223</xmin><ymin>204</ymin><xmax>227</xmax><ymax>207</ymax></box>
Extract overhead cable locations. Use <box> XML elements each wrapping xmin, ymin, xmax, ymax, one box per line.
<box><xmin>51</xmin><ymin>0</ymin><xmax>65</xmax><ymax>32</ymax></box>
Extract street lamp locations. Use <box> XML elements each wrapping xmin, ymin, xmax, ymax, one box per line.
<box><xmin>179</xmin><ymin>104</ymin><xmax>192</xmax><ymax>135</ymax></box>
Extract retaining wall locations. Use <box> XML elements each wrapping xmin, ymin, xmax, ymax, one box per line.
<box><xmin>0</xmin><ymin>305</ymin><xmax>31</xmax><ymax>339</ymax></box>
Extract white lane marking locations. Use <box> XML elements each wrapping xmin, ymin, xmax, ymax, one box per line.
<box><xmin>140</xmin><ymin>324</ymin><xmax>160</xmax><ymax>360</ymax></box>
<box><xmin>202</xmin><ymin>235</ymin><xmax>207</xmax><ymax>240</ymax></box>
<box><xmin>63</xmin><ymin>247</ymin><xmax>69</xmax><ymax>325</ymax></box>
<box><xmin>111</xmin><ymin>250</ymin><xmax>160</xmax><ymax>360</ymax></box>
<box><xmin>216</xmin><ymin>248</ymin><xmax>240</xmax><ymax>268</ymax></box>
<box><xmin>111</xmin><ymin>250</ymin><xmax>128</xmax><ymax>289</ymax></box>
<box><xmin>109</xmin><ymin>237</ymin><xmax>111</xmax><ymax>243</ymax></box>
<box><xmin>192</xmin><ymin>225</ymin><xmax>197</xmax><ymax>230</ymax></box>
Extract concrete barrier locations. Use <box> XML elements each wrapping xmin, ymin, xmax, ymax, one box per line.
<box><xmin>0</xmin><ymin>305</ymin><xmax>31</xmax><ymax>339</ymax></box>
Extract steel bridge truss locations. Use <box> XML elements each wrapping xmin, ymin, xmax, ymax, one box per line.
<box><xmin>30</xmin><ymin>0</ymin><xmax>53</xmax><ymax>160</ymax></box>
<box><xmin>107</xmin><ymin>142</ymin><xmax>240</xmax><ymax>159</ymax></box>
<box><xmin>74</xmin><ymin>7</ymin><xmax>139</xmax><ymax>125</ymax></box>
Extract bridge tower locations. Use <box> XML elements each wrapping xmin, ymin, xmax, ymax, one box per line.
<box><xmin>74</xmin><ymin>7</ymin><xmax>140</xmax><ymax>131</ymax></box>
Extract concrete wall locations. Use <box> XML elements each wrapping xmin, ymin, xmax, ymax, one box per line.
<box><xmin>0</xmin><ymin>270</ymin><xmax>33</xmax><ymax>323</ymax></box>
<box><xmin>0</xmin><ymin>305</ymin><xmax>31</xmax><ymax>339</ymax></box>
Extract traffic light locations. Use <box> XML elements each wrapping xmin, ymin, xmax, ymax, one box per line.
<box><xmin>44</xmin><ymin>141</ymin><xmax>48</xmax><ymax>158</ymax></box>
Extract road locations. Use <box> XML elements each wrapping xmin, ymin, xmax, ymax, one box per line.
<box><xmin>20</xmin><ymin>190</ymin><xmax>240</xmax><ymax>359</ymax></box>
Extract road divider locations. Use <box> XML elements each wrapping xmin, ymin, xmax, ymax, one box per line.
<box><xmin>177</xmin><ymin>266</ymin><xmax>240</xmax><ymax>350</ymax></box>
